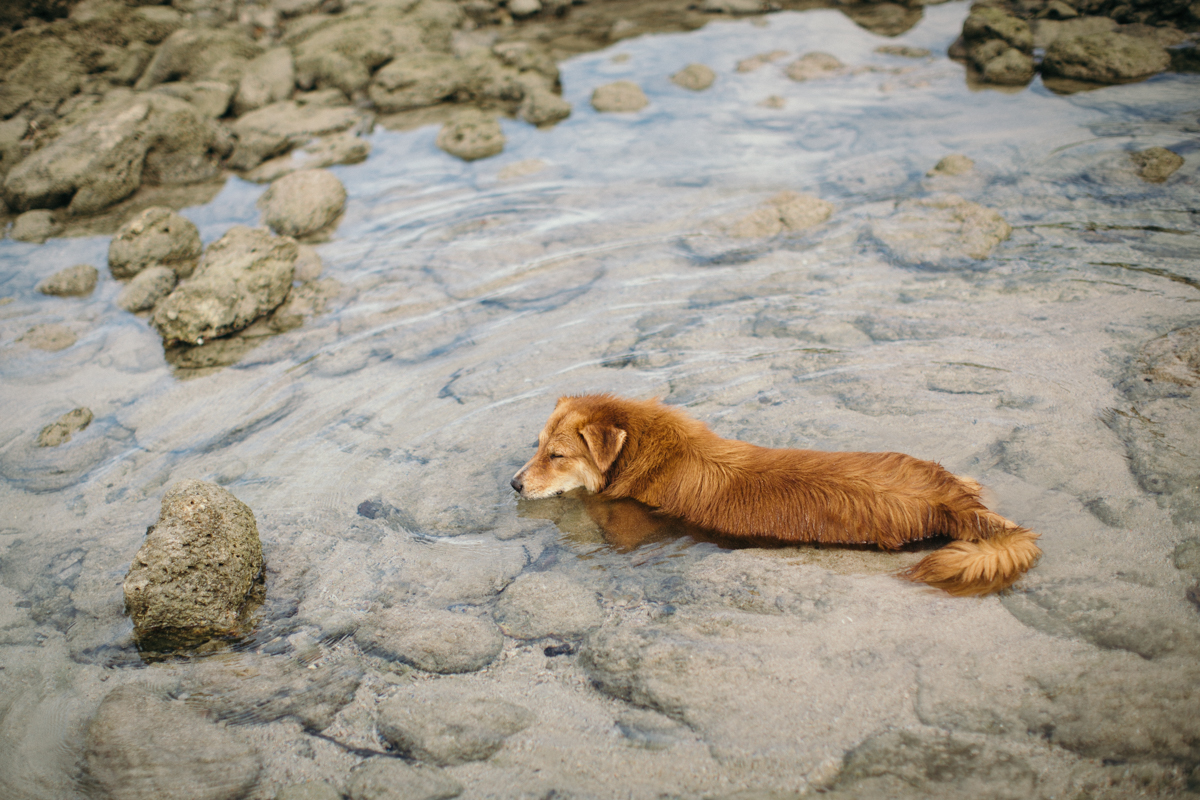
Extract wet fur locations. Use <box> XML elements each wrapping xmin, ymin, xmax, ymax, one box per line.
<box><xmin>511</xmin><ymin>395</ymin><xmax>1041</xmax><ymax>595</ymax></box>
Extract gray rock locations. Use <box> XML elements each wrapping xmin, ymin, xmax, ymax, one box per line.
<box><xmin>108</xmin><ymin>206</ymin><xmax>202</xmax><ymax>280</ymax></box>
<box><xmin>37</xmin><ymin>407</ymin><xmax>93</xmax><ymax>447</ymax></box>
<box><xmin>436</xmin><ymin>112</ymin><xmax>505</xmax><ymax>161</ymax></box>
<box><xmin>355</xmin><ymin>608</ymin><xmax>503</xmax><ymax>673</ymax></box>
<box><xmin>117</xmin><ymin>266</ymin><xmax>178</xmax><ymax>312</ymax></box>
<box><xmin>123</xmin><ymin>480</ymin><xmax>264</xmax><ymax>640</ymax></box>
<box><xmin>10</xmin><ymin>209</ymin><xmax>58</xmax><ymax>243</ymax></box>
<box><xmin>135</xmin><ymin>27</ymin><xmax>263</xmax><ymax>91</ymax></box>
<box><xmin>671</xmin><ymin>63</ymin><xmax>716</xmax><ymax>91</ymax></box>
<box><xmin>927</xmin><ymin>154</ymin><xmax>974</xmax><ymax>177</ymax></box>
<box><xmin>377</xmin><ymin>687</ymin><xmax>534</xmax><ymax>765</ymax></box>
<box><xmin>0</xmin><ymin>36</ymin><xmax>86</xmax><ymax>121</ymax></box>
<box><xmin>871</xmin><ymin>194</ymin><xmax>1011</xmax><ymax>268</ymax></box>
<box><xmin>246</xmin><ymin>133</ymin><xmax>371</xmax><ymax>183</ymax></box>
<box><xmin>229</xmin><ymin>100</ymin><xmax>361</xmax><ymax>171</ymax></box>
<box><xmin>1131</xmin><ymin>146</ymin><xmax>1184</xmax><ymax>183</ymax></box>
<box><xmin>17</xmin><ymin>323</ymin><xmax>76</xmax><ymax>351</ymax></box>
<box><xmin>36</xmin><ymin>263</ymin><xmax>97</xmax><ymax>297</ymax></box>
<box><xmin>234</xmin><ymin>48</ymin><xmax>296</xmax><ymax>117</ymax></box>
<box><xmin>591</xmin><ymin>81</ymin><xmax>648</xmax><ymax>112</ymax></box>
<box><xmin>368</xmin><ymin>53</ymin><xmax>472</xmax><ymax>113</ymax></box>
<box><xmin>493</xmin><ymin>572</ymin><xmax>603</xmax><ymax>640</ymax></box>
<box><xmin>257</xmin><ymin>168</ymin><xmax>346</xmax><ymax>238</ymax></box>
<box><xmin>517</xmin><ymin>82</ymin><xmax>572</xmax><ymax>127</ymax></box>
<box><xmin>962</xmin><ymin>5</ymin><xmax>1033</xmax><ymax>53</ymax></box>
<box><xmin>290</xmin><ymin>13</ymin><xmax>429</xmax><ymax>97</ymax></box>
<box><xmin>277</xmin><ymin>783</ymin><xmax>342</xmax><ymax>800</ymax></box>
<box><xmin>346</xmin><ymin>757</ymin><xmax>462</xmax><ymax>800</ymax></box>
<box><xmin>971</xmin><ymin>41</ymin><xmax>1035</xmax><ymax>85</ymax></box>
<box><xmin>785</xmin><ymin>52</ymin><xmax>844</xmax><ymax>82</ymax></box>
<box><xmin>151</xmin><ymin>226</ymin><xmax>298</xmax><ymax>346</ymax></box>
<box><xmin>0</xmin><ymin>116</ymin><xmax>28</xmax><ymax>181</ymax></box>
<box><xmin>85</xmin><ymin>685</ymin><xmax>262</xmax><ymax>800</ymax></box>
<box><xmin>1042</xmin><ymin>31</ymin><xmax>1171</xmax><ymax>83</ymax></box>
<box><xmin>150</xmin><ymin>81</ymin><xmax>236</xmax><ymax>119</ymax></box>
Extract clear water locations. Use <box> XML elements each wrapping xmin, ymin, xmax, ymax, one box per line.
<box><xmin>2</xmin><ymin>3</ymin><xmax>1199</xmax><ymax>797</ymax></box>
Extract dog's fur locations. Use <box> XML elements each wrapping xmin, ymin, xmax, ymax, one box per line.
<box><xmin>511</xmin><ymin>394</ymin><xmax>1041</xmax><ymax>595</ymax></box>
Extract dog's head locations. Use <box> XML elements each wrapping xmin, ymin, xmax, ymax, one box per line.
<box><xmin>511</xmin><ymin>396</ymin><xmax>626</xmax><ymax>499</ymax></box>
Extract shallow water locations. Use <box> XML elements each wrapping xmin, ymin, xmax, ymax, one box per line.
<box><xmin>2</xmin><ymin>3</ymin><xmax>1200</xmax><ymax>798</ymax></box>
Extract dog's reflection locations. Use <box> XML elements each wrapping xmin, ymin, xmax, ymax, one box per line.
<box><xmin>518</xmin><ymin>489</ymin><xmax>716</xmax><ymax>552</ymax></box>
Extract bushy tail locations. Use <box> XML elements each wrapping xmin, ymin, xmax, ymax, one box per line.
<box><xmin>900</xmin><ymin>527</ymin><xmax>1042</xmax><ymax>596</ymax></box>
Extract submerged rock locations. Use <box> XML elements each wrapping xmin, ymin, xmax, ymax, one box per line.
<box><xmin>123</xmin><ymin>480</ymin><xmax>264</xmax><ymax>641</ymax></box>
<box><xmin>927</xmin><ymin>154</ymin><xmax>975</xmax><ymax>177</ymax></box>
<box><xmin>257</xmin><ymin>168</ymin><xmax>346</xmax><ymax>238</ymax></box>
<box><xmin>377</xmin><ymin>687</ymin><xmax>534</xmax><ymax>765</ymax></box>
<box><xmin>591</xmin><ymin>81</ymin><xmax>648</xmax><ymax>113</ymax></box>
<box><xmin>1042</xmin><ymin>31</ymin><xmax>1171</xmax><ymax>83</ymax></box>
<box><xmin>134</xmin><ymin>27</ymin><xmax>263</xmax><ymax>91</ymax></box>
<box><xmin>671</xmin><ymin>63</ymin><xmax>716</xmax><ymax>91</ymax></box>
<box><xmin>436</xmin><ymin>112</ymin><xmax>505</xmax><ymax>161</ymax></box>
<box><xmin>17</xmin><ymin>323</ymin><xmax>76</xmax><ymax>351</ymax></box>
<box><xmin>151</xmin><ymin>226</ymin><xmax>298</xmax><ymax>346</ymax></box>
<box><xmin>85</xmin><ymin>685</ymin><xmax>262</xmax><ymax>800</ymax></box>
<box><xmin>10</xmin><ymin>209</ymin><xmax>58</xmax><ymax>243</ymax></box>
<box><xmin>727</xmin><ymin>191</ymin><xmax>834</xmax><ymax>238</ymax></box>
<box><xmin>117</xmin><ymin>266</ymin><xmax>177</xmax><ymax>313</ymax></box>
<box><xmin>345</xmin><ymin>758</ymin><xmax>462</xmax><ymax>800</ymax></box>
<box><xmin>493</xmin><ymin>572</ymin><xmax>603</xmax><ymax>640</ymax></box>
<box><xmin>871</xmin><ymin>194</ymin><xmax>1011</xmax><ymax>268</ymax></box>
<box><xmin>37</xmin><ymin>407</ymin><xmax>93</xmax><ymax>447</ymax></box>
<box><xmin>355</xmin><ymin>608</ymin><xmax>503</xmax><ymax>674</ymax></box>
<box><xmin>36</xmin><ymin>263</ymin><xmax>97</xmax><ymax>297</ymax></box>
<box><xmin>1131</xmin><ymin>146</ymin><xmax>1184</xmax><ymax>183</ymax></box>
<box><xmin>785</xmin><ymin>52</ymin><xmax>844</xmax><ymax>82</ymax></box>
<box><xmin>108</xmin><ymin>206</ymin><xmax>202</xmax><ymax>280</ymax></box>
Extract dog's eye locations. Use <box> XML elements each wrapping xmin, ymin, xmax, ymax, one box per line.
<box><xmin>549</xmin><ymin>453</ymin><xmax>564</xmax><ymax>460</ymax></box>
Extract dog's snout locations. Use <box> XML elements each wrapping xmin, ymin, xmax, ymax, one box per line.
<box><xmin>510</xmin><ymin>476</ymin><xmax>524</xmax><ymax>494</ymax></box>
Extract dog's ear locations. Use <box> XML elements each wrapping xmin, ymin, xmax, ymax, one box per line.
<box><xmin>579</xmin><ymin>423</ymin><xmax>626</xmax><ymax>473</ymax></box>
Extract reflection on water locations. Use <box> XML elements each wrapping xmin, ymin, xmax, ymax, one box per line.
<box><xmin>2</xmin><ymin>2</ymin><xmax>1200</xmax><ymax>798</ymax></box>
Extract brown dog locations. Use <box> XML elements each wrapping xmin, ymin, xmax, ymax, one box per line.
<box><xmin>511</xmin><ymin>394</ymin><xmax>1041</xmax><ymax>595</ymax></box>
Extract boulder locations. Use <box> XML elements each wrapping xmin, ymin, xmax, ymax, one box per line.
<box><xmin>436</xmin><ymin>112</ymin><xmax>505</xmax><ymax>161</ymax></box>
<box><xmin>291</xmin><ymin>15</ymin><xmax>427</xmax><ymax>97</ymax></box>
<box><xmin>108</xmin><ymin>206</ymin><xmax>202</xmax><ymax>279</ymax></box>
<box><xmin>960</xmin><ymin>5</ymin><xmax>1034</xmax><ymax>85</ymax></box>
<box><xmin>354</xmin><ymin>608</ymin><xmax>504</xmax><ymax>674</ymax></box>
<box><xmin>962</xmin><ymin>5</ymin><xmax>1033</xmax><ymax>52</ymax></box>
<box><xmin>871</xmin><ymin>194</ymin><xmax>1011</xmax><ymax>268</ymax></box>
<box><xmin>117</xmin><ymin>265</ymin><xmax>177</xmax><ymax>312</ymax></box>
<box><xmin>345</xmin><ymin>758</ymin><xmax>462</xmax><ymax>800</ymax></box>
<box><xmin>123</xmin><ymin>480</ymin><xmax>264</xmax><ymax>640</ymax></box>
<box><xmin>10</xmin><ymin>209</ymin><xmax>59</xmax><ymax>243</ymax></box>
<box><xmin>134</xmin><ymin>27</ymin><xmax>263</xmax><ymax>90</ymax></box>
<box><xmin>37</xmin><ymin>407</ymin><xmax>93</xmax><ymax>447</ymax></box>
<box><xmin>785</xmin><ymin>52</ymin><xmax>844</xmax><ymax>82</ymax></box>
<box><xmin>1042</xmin><ymin>31</ymin><xmax>1171</xmax><ymax>83</ymax></box>
<box><xmin>257</xmin><ymin>168</ymin><xmax>346</xmax><ymax>238</ymax></box>
<box><xmin>1131</xmin><ymin>146</ymin><xmax>1184</xmax><ymax>183</ymax></box>
<box><xmin>671</xmin><ymin>63</ymin><xmax>716</xmax><ymax>91</ymax></box>
<box><xmin>368</xmin><ymin>52</ymin><xmax>473</xmax><ymax>113</ymax></box>
<box><xmin>377</xmin><ymin>687</ymin><xmax>534</xmax><ymax>765</ymax></box>
<box><xmin>37</xmin><ymin>263</ymin><xmax>97</xmax><ymax>297</ymax></box>
<box><xmin>591</xmin><ymin>80</ymin><xmax>648</xmax><ymax>112</ymax></box>
<box><xmin>233</xmin><ymin>47</ymin><xmax>296</xmax><ymax>116</ymax></box>
<box><xmin>151</xmin><ymin>226</ymin><xmax>298</xmax><ymax>345</ymax></box>
<box><xmin>493</xmin><ymin>572</ymin><xmax>603</xmax><ymax>640</ymax></box>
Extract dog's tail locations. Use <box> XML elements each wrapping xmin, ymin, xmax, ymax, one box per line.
<box><xmin>900</xmin><ymin>516</ymin><xmax>1042</xmax><ymax>596</ymax></box>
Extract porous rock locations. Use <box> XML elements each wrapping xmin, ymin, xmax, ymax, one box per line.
<box><xmin>37</xmin><ymin>264</ymin><xmax>97</xmax><ymax>297</ymax></box>
<box><xmin>928</xmin><ymin>154</ymin><xmax>974</xmax><ymax>177</ymax></box>
<box><xmin>10</xmin><ymin>209</ymin><xmax>58</xmax><ymax>243</ymax></box>
<box><xmin>229</xmin><ymin>100</ymin><xmax>361</xmax><ymax>171</ymax></box>
<box><xmin>233</xmin><ymin>47</ymin><xmax>295</xmax><ymax>116</ymax></box>
<box><xmin>1131</xmin><ymin>147</ymin><xmax>1184</xmax><ymax>183</ymax></box>
<box><xmin>151</xmin><ymin>226</ymin><xmax>298</xmax><ymax>346</ymax></box>
<box><xmin>149</xmin><ymin>81</ymin><xmax>235</xmax><ymax>119</ymax></box>
<box><xmin>117</xmin><ymin>266</ymin><xmax>177</xmax><ymax>313</ymax></box>
<box><xmin>494</xmin><ymin>572</ymin><xmax>603</xmax><ymax>640</ymax></box>
<box><xmin>122</xmin><ymin>479</ymin><xmax>264</xmax><ymax>639</ymax></box>
<box><xmin>108</xmin><ymin>206</ymin><xmax>202</xmax><ymax>280</ymax></box>
<box><xmin>591</xmin><ymin>81</ymin><xmax>648</xmax><ymax>113</ymax></box>
<box><xmin>436</xmin><ymin>112</ymin><xmax>505</xmax><ymax>162</ymax></box>
<box><xmin>354</xmin><ymin>608</ymin><xmax>503</xmax><ymax>674</ymax></box>
<box><xmin>85</xmin><ymin>685</ymin><xmax>262</xmax><ymax>800</ymax></box>
<box><xmin>135</xmin><ymin>27</ymin><xmax>263</xmax><ymax>90</ymax></box>
<box><xmin>785</xmin><ymin>52</ymin><xmax>844</xmax><ymax>82</ymax></box>
<box><xmin>18</xmin><ymin>323</ymin><xmax>76</xmax><ymax>351</ymax></box>
<box><xmin>1042</xmin><ymin>31</ymin><xmax>1171</xmax><ymax>83</ymax></box>
<box><xmin>972</xmin><ymin>42</ymin><xmax>1035</xmax><ymax>85</ymax></box>
<box><xmin>871</xmin><ymin>194</ymin><xmax>1011</xmax><ymax>268</ymax></box>
<box><xmin>246</xmin><ymin>132</ymin><xmax>370</xmax><ymax>183</ymax></box>
<box><xmin>728</xmin><ymin>191</ymin><xmax>834</xmax><ymax>237</ymax></box>
<box><xmin>345</xmin><ymin>757</ymin><xmax>462</xmax><ymax>800</ymax></box>
<box><xmin>37</xmin><ymin>407</ymin><xmax>93</xmax><ymax>447</ymax></box>
<box><xmin>962</xmin><ymin>5</ymin><xmax>1033</xmax><ymax>52</ymax></box>
<box><xmin>377</xmin><ymin>687</ymin><xmax>534</xmax><ymax>765</ymax></box>
<box><xmin>671</xmin><ymin>63</ymin><xmax>716</xmax><ymax>91</ymax></box>
<box><xmin>257</xmin><ymin>168</ymin><xmax>346</xmax><ymax>238</ymax></box>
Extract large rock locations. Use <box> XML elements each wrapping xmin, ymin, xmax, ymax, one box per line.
<box><xmin>85</xmin><ymin>685</ymin><xmax>262</xmax><ymax>800</ymax></box>
<box><xmin>10</xmin><ymin>209</ymin><xmax>59</xmax><ymax>242</ymax></box>
<box><xmin>108</xmin><ymin>206</ymin><xmax>202</xmax><ymax>279</ymax></box>
<box><xmin>135</xmin><ymin>27</ymin><xmax>263</xmax><ymax>90</ymax></box>
<box><xmin>2</xmin><ymin>91</ymin><xmax>229</xmax><ymax>215</ymax></box>
<box><xmin>960</xmin><ymin>5</ymin><xmax>1034</xmax><ymax>86</ymax></box>
<box><xmin>151</xmin><ymin>226</ymin><xmax>298</xmax><ymax>346</ymax></box>
<box><xmin>354</xmin><ymin>608</ymin><xmax>503</xmax><ymax>674</ymax></box>
<box><xmin>257</xmin><ymin>168</ymin><xmax>346</xmax><ymax>238</ymax></box>
<box><xmin>122</xmin><ymin>480</ymin><xmax>264</xmax><ymax>640</ymax></box>
<box><xmin>368</xmin><ymin>52</ymin><xmax>475</xmax><ymax>112</ymax></box>
<box><xmin>1042</xmin><ymin>31</ymin><xmax>1171</xmax><ymax>83</ymax></box>
<box><xmin>871</xmin><ymin>194</ymin><xmax>1011</xmax><ymax>268</ymax></box>
<box><xmin>493</xmin><ymin>572</ymin><xmax>603</xmax><ymax>640</ymax></box>
<box><xmin>291</xmin><ymin>14</ymin><xmax>428</xmax><ymax>97</ymax></box>
<box><xmin>376</xmin><ymin>687</ymin><xmax>534</xmax><ymax>765</ymax></box>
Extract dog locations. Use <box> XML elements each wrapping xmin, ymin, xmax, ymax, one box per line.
<box><xmin>511</xmin><ymin>394</ymin><xmax>1041</xmax><ymax>595</ymax></box>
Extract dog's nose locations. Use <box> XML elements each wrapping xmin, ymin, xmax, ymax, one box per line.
<box><xmin>510</xmin><ymin>476</ymin><xmax>523</xmax><ymax>493</ymax></box>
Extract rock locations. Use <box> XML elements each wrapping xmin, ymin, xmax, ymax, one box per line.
<box><xmin>117</xmin><ymin>266</ymin><xmax>178</xmax><ymax>312</ymax></box>
<box><xmin>927</xmin><ymin>154</ymin><xmax>974</xmax><ymax>177</ymax></box>
<box><xmin>10</xmin><ymin>209</ymin><xmax>58</xmax><ymax>243</ymax></box>
<box><xmin>122</xmin><ymin>479</ymin><xmax>264</xmax><ymax>640</ymax></box>
<box><xmin>493</xmin><ymin>572</ymin><xmax>603</xmax><ymax>640</ymax></box>
<box><xmin>508</xmin><ymin>0</ymin><xmax>541</xmax><ymax>17</ymax></box>
<box><xmin>728</xmin><ymin>192</ymin><xmax>833</xmax><ymax>237</ymax></box>
<box><xmin>436</xmin><ymin>112</ymin><xmax>505</xmax><ymax>161</ymax></box>
<box><xmin>1131</xmin><ymin>146</ymin><xmax>1184</xmax><ymax>183</ymax></box>
<box><xmin>229</xmin><ymin>100</ymin><xmax>362</xmax><ymax>171</ymax></box>
<box><xmin>233</xmin><ymin>48</ymin><xmax>295</xmax><ymax>116</ymax></box>
<box><xmin>367</xmin><ymin>53</ymin><xmax>470</xmax><ymax>113</ymax></box>
<box><xmin>2</xmin><ymin>91</ymin><xmax>229</xmax><ymax>215</ymax></box>
<box><xmin>962</xmin><ymin>5</ymin><xmax>1033</xmax><ymax>53</ymax></box>
<box><xmin>785</xmin><ymin>52</ymin><xmax>844</xmax><ymax>82</ymax></box>
<box><xmin>518</xmin><ymin>83</ymin><xmax>572</xmax><ymax>127</ymax></box>
<box><xmin>0</xmin><ymin>36</ymin><xmax>86</xmax><ymax>121</ymax></box>
<box><xmin>671</xmin><ymin>63</ymin><xmax>716</xmax><ymax>91</ymax></box>
<box><xmin>278</xmin><ymin>783</ymin><xmax>342</xmax><ymax>800</ymax></box>
<box><xmin>257</xmin><ymin>168</ymin><xmax>346</xmax><ymax>238</ymax></box>
<box><xmin>377</xmin><ymin>687</ymin><xmax>534</xmax><ymax>765</ymax></box>
<box><xmin>728</xmin><ymin>206</ymin><xmax>784</xmax><ymax>238</ymax></box>
<box><xmin>959</xmin><ymin>5</ymin><xmax>1035</xmax><ymax>85</ymax></box>
<box><xmin>875</xmin><ymin>44</ymin><xmax>931</xmax><ymax>58</ymax></box>
<box><xmin>135</xmin><ymin>27</ymin><xmax>263</xmax><ymax>90</ymax></box>
<box><xmin>591</xmin><ymin>81</ymin><xmax>648</xmax><ymax>113</ymax></box>
<box><xmin>108</xmin><ymin>206</ymin><xmax>202</xmax><ymax>280</ymax></box>
<box><xmin>290</xmin><ymin>12</ymin><xmax>432</xmax><ymax>98</ymax></box>
<box><xmin>245</xmin><ymin>132</ymin><xmax>371</xmax><ymax>183</ymax></box>
<box><xmin>149</xmin><ymin>81</ymin><xmax>235</xmax><ymax>119</ymax></box>
<box><xmin>702</xmin><ymin>0</ymin><xmax>767</xmax><ymax>12</ymax></box>
<box><xmin>85</xmin><ymin>685</ymin><xmax>262</xmax><ymax>800</ymax></box>
<box><xmin>36</xmin><ymin>264</ymin><xmax>97</xmax><ymax>297</ymax></box>
<box><xmin>736</xmin><ymin>50</ymin><xmax>788</xmax><ymax>72</ymax></box>
<box><xmin>0</xmin><ymin>116</ymin><xmax>28</xmax><ymax>181</ymax></box>
<box><xmin>354</xmin><ymin>608</ymin><xmax>503</xmax><ymax>674</ymax></box>
<box><xmin>971</xmin><ymin>41</ymin><xmax>1036</xmax><ymax>85</ymax></box>
<box><xmin>871</xmin><ymin>194</ymin><xmax>1011</xmax><ymax>268</ymax></box>
<box><xmin>345</xmin><ymin>757</ymin><xmax>462</xmax><ymax>800</ymax></box>
<box><xmin>18</xmin><ymin>323</ymin><xmax>76</xmax><ymax>351</ymax></box>
<box><xmin>151</xmin><ymin>226</ymin><xmax>298</xmax><ymax>346</ymax></box>
<box><xmin>1042</xmin><ymin>31</ymin><xmax>1171</xmax><ymax>83</ymax></box>
<box><xmin>293</xmin><ymin>244</ymin><xmax>323</xmax><ymax>282</ymax></box>
<box><xmin>37</xmin><ymin>407</ymin><xmax>93</xmax><ymax>447</ymax></box>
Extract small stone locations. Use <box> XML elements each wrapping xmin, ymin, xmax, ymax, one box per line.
<box><xmin>377</xmin><ymin>687</ymin><xmax>534</xmax><ymax>765</ymax></box>
<box><xmin>591</xmin><ymin>81</ymin><xmax>649</xmax><ymax>113</ymax></box>
<box><xmin>785</xmin><ymin>52</ymin><xmax>844</xmax><ymax>82</ymax></box>
<box><xmin>507</xmin><ymin>0</ymin><xmax>541</xmax><ymax>17</ymax></box>
<box><xmin>494</xmin><ymin>572</ymin><xmax>604</xmax><ymax>639</ymax></box>
<box><xmin>355</xmin><ymin>608</ymin><xmax>503</xmax><ymax>674</ymax></box>
<box><xmin>759</xmin><ymin>95</ymin><xmax>786</xmax><ymax>108</ymax></box>
<box><xmin>18</xmin><ymin>324</ymin><xmax>76</xmax><ymax>351</ymax></box>
<box><xmin>258</xmin><ymin>169</ymin><xmax>347</xmax><ymax>239</ymax></box>
<box><xmin>737</xmin><ymin>50</ymin><xmax>788</xmax><ymax>72</ymax></box>
<box><xmin>671</xmin><ymin>63</ymin><xmax>716</xmax><ymax>91</ymax></box>
<box><xmin>108</xmin><ymin>207</ymin><xmax>203</xmax><ymax>280</ymax></box>
<box><xmin>928</xmin><ymin>154</ymin><xmax>975</xmax><ymax>177</ymax></box>
<box><xmin>1131</xmin><ymin>147</ymin><xmax>1184</xmax><ymax>183</ymax></box>
<box><xmin>729</xmin><ymin>206</ymin><xmax>785</xmax><ymax>238</ymax></box>
<box><xmin>346</xmin><ymin>758</ymin><xmax>462</xmax><ymax>800</ymax></box>
<box><xmin>769</xmin><ymin>191</ymin><xmax>834</xmax><ymax>231</ymax></box>
<box><xmin>117</xmin><ymin>266</ymin><xmax>178</xmax><ymax>313</ymax></box>
<box><xmin>436</xmin><ymin>112</ymin><xmax>505</xmax><ymax>162</ymax></box>
<box><xmin>37</xmin><ymin>264</ymin><xmax>98</xmax><ymax>297</ymax></box>
<box><xmin>37</xmin><ymin>407</ymin><xmax>93</xmax><ymax>448</ymax></box>
<box><xmin>11</xmin><ymin>210</ymin><xmax>58</xmax><ymax>243</ymax></box>
<box><xmin>497</xmin><ymin>159</ymin><xmax>547</xmax><ymax>181</ymax></box>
